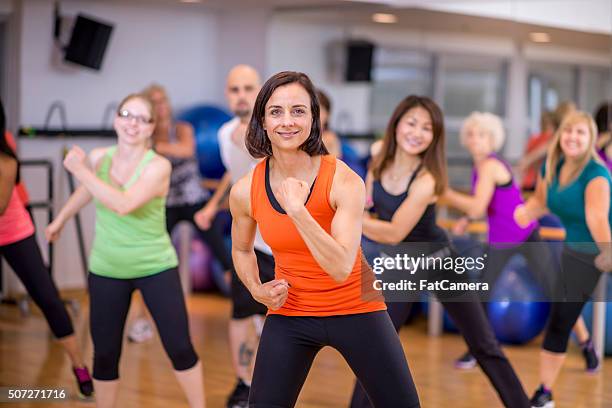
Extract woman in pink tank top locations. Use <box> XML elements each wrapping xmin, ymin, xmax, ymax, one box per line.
<box><xmin>0</xmin><ymin>99</ymin><xmax>93</xmax><ymax>398</ymax></box>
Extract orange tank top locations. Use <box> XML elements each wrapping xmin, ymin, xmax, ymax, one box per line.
<box><xmin>250</xmin><ymin>155</ymin><xmax>386</xmax><ymax>317</ymax></box>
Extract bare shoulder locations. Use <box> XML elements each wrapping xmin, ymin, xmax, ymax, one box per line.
<box><xmin>412</xmin><ymin>169</ymin><xmax>436</xmax><ymax>196</ymax></box>
<box><xmin>482</xmin><ymin>157</ymin><xmax>506</xmax><ymax>173</ymax></box>
<box><xmin>149</xmin><ymin>153</ymin><xmax>172</xmax><ymax>174</ymax></box>
<box><xmin>334</xmin><ymin>159</ymin><xmax>364</xmax><ymax>186</ymax></box>
<box><xmin>331</xmin><ymin>159</ymin><xmax>365</xmax><ymax>203</ymax></box>
<box><xmin>230</xmin><ymin>168</ymin><xmax>255</xmax><ymax>214</ymax></box>
<box><xmin>0</xmin><ymin>153</ymin><xmax>17</xmax><ymax>173</ymax></box>
<box><xmin>88</xmin><ymin>146</ymin><xmax>111</xmax><ymax>169</ymax></box>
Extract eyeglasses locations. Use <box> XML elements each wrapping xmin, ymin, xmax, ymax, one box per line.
<box><xmin>117</xmin><ymin>109</ymin><xmax>153</xmax><ymax>124</ymax></box>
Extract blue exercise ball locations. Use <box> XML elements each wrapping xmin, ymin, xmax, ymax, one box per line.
<box><xmin>177</xmin><ymin>105</ymin><xmax>232</xmax><ymax>179</ymax></box>
<box><xmin>341</xmin><ymin>143</ymin><xmax>367</xmax><ymax>179</ymax></box>
<box><xmin>487</xmin><ymin>256</ymin><xmax>551</xmax><ymax>344</ymax></box>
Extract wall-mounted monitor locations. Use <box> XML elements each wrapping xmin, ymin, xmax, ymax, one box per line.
<box><xmin>64</xmin><ymin>14</ymin><xmax>113</xmax><ymax>70</ymax></box>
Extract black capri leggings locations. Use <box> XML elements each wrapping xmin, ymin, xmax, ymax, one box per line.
<box><xmin>350</xmin><ymin>300</ymin><xmax>529</xmax><ymax>408</ymax></box>
<box><xmin>483</xmin><ymin>229</ymin><xmax>556</xmax><ymax>301</ymax></box>
<box><xmin>0</xmin><ymin>234</ymin><xmax>73</xmax><ymax>338</ymax></box>
<box><xmin>543</xmin><ymin>246</ymin><xmax>602</xmax><ymax>353</ymax></box>
<box><xmin>88</xmin><ymin>268</ymin><xmax>199</xmax><ymax>380</ymax></box>
<box><xmin>249</xmin><ymin>311</ymin><xmax>420</xmax><ymax>408</ymax></box>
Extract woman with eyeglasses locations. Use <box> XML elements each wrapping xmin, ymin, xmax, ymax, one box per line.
<box><xmin>230</xmin><ymin>71</ymin><xmax>420</xmax><ymax>407</ymax></box>
<box><xmin>0</xmin><ymin>99</ymin><xmax>94</xmax><ymax>399</ymax></box>
<box><xmin>121</xmin><ymin>84</ymin><xmax>235</xmax><ymax>344</ymax></box>
<box><xmin>46</xmin><ymin>94</ymin><xmax>206</xmax><ymax>408</ymax></box>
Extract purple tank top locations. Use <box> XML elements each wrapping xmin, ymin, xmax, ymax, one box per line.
<box><xmin>471</xmin><ymin>154</ymin><xmax>537</xmax><ymax>247</ymax></box>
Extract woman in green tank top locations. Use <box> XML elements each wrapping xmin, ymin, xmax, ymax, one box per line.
<box><xmin>46</xmin><ymin>94</ymin><xmax>206</xmax><ymax>408</ymax></box>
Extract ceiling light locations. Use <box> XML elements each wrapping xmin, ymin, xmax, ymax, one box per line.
<box><xmin>372</xmin><ymin>13</ymin><xmax>397</xmax><ymax>24</ymax></box>
<box><xmin>529</xmin><ymin>32</ymin><xmax>551</xmax><ymax>43</ymax></box>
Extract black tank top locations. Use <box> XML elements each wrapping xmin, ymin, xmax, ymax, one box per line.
<box><xmin>372</xmin><ymin>165</ymin><xmax>448</xmax><ymax>243</ymax></box>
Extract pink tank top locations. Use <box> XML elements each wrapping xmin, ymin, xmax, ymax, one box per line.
<box><xmin>0</xmin><ymin>188</ymin><xmax>35</xmax><ymax>246</ymax></box>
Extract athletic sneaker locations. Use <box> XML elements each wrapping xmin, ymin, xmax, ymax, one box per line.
<box><xmin>454</xmin><ymin>351</ymin><xmax>477</xmax><ymax>369</ymax></box>
<box><xmin>226</xmin><ymin>379</ymin><xmax>250</xmax><ymax>408</ymax></box>
<box><xmin>127</xmin><ymin>318</ymin><xmax>154</xmax><ymax>343</ymax></box>
<box><xmin>72</xmin><ymin>366</ymin><xmax>94</xmax><ymax>398</ymax></box>
<box><xmin>530</xmin><ymin>385</ymin><xmax>554</xmax><ymax>408</ymax></box>
<box><xmin>581</xmin><ymin>339</ymin><xmax>600</xmax><ymax>372</ymax></box>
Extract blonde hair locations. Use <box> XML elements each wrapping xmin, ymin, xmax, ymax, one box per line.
<box><xmin>142</xmin><ymin>83</ymin><xmax>168</xmax><ymax>101</ymax></box>
<box><xmin>545</xmin><ymin>110</ymin><xmax>602</xmax><ymax>185</ymax></box>
<box><xmin>553</xmin><ymin>100</ymin><xmax>576</xmax><ymax>130</ymax></box>
<box><xmin>460</xmin><ymin>111</ymin><xmax>505</xmax><ymax>152</ymax></box>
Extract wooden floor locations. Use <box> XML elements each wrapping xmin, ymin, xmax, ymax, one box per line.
<box><xmin>1</xmin><ymin>290</ymin><xmax>611</xmax><ymax>407</ymax></box>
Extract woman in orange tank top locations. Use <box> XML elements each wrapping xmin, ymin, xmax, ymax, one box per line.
<box><xmin>230</xmin><ymin>71</ymin><xmax>420</xmax><ymax>407</ymax></box>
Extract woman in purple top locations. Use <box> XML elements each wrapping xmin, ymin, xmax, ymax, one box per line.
<box><xmin>443</xmin><ymin>111</ymin><xmax>597</xmax><ymax>371</ymax></box>
<box><xmin>594</xmin><ymin>102</ymin><xmax>612</xmax><ymax>172</ymax></box>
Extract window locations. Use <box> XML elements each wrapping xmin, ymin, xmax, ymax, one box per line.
<box><xmin>581</xmin><ymin>67</ymin><xmax>611</xmax><ymax>116</ymax></box>
<box><xmin>370</xmin><ymin>48</ymin><xmax>433</xmax><ymax>133</ymax></box>
<box><xmin>441</xmin><ymin>55</ymin><xmax>506</xmax><ymax>118</ymax></box>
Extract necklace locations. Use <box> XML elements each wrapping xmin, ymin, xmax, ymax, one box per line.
<box><xmin>387</xmin><ymin>162</ymin><xmax>420</xmax><ymax>181</ymax></box>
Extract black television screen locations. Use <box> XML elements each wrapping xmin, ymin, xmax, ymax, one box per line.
<box><xmin>64</xmin><ymin>14</ymin><xmax>113</xmax><ymax>70</ymax></box>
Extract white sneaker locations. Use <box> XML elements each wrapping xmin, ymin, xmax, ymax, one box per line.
<box><xmin>127</xmin><ymin>318</ymin><xmax>154</xmax><ymax>343</ymax></box>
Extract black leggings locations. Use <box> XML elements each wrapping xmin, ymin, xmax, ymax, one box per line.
<box><xmin>350</xmin><ymin>301</ymin><xmax>529</xmax><ymax>408</ymax></box>
<box><xmin>166</xmin><ymin>202</ymin><xmax>233</xmax><ymax>271</ymax></box>
<box><xmin>484</xmin><ymin>229</ymin><xmax>556</xmax><ymax>300</ymax></box>
<box><xmin>250</xmin><ymin>312</ymin><xmax>420</xmax><ymax>408</ymax></box>
<box><xmin>543</xmin><ymin>247</ymin><xmax>602</xmax><ymax>353</ymax></box>
<box><xmin>0</xmin><ymin>235</ymin><xmax>73</xmax><ymax>339</ymax></box>
<box><xmin>88</xmin><ymin>268</ymin><xmax>199</xmax><ymax>380</ymax></box>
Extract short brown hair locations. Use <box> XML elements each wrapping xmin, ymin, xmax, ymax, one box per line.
<box><xmin>246</xmin><ymin>71</ymin><xmax>328</xmax><ymax>158</ymax></box>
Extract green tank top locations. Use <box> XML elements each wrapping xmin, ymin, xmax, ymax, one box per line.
<box><xmin>89</xmin><ymin>146</ymin><xmax>178</xmax><ymax>279</ymax></box>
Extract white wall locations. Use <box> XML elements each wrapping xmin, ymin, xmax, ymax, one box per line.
<box><xmin>20</xmin><ymin>0</ymin><xmax>219</xmax><ymax>128</ymax></box>
<box><xmin>215</xmin><ymin>7</ymin><xmax>271</xmax><ymax>103</ymax></box>
<box><xmin>267</xmin><ymin>17</ymin><xmax>373</xmax><ymax>134</ymax></box>
<box><xmin>423</xmin><ymin>0</ymin><xmax>612</xmax><ymax>35</ymax></box>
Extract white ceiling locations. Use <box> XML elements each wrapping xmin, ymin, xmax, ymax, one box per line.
<box><xmin>3</xmin><ymin>0</ymin><xmax>610</xmax><ymax>35</ymax></box>
<box><xmin>346</xmin><ymin>0</ymin><xmax>612</xmax><ymax>34</ymax></box>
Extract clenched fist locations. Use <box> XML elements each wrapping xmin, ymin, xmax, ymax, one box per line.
<box><xmin>277</xmin><ymin>177</ymin><xmax>310</xmax><ymax>217</ymax></box>
<box><xmin>63</xmin><ymin>146</ymin><xmax>88</xmax><ymax>175</ymax></box>
<box><xmin>253</xmin><ymin>279</ymin><xmax>290</xmax><ymax>310</ymax></box>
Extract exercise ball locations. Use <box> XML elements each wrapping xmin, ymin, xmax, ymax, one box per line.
<box><xmin>171</xmin><ymin>226</ymin><xmax>216</xmax><ymax>292</ymax></box>
<box><xmin>177</xmin><ymin>105</ymin><xmax>232</xmax><ymax>179</ymax></box>
<box><xmin>189</xmin><ymin>238</ymin><xmax>216</xmax><ymax>291</ymax></box>
<box><xmin>487</xmin><ymin>256</ymin><xmax>550</xmax><ymax>344</ymax></box>
<box><xmin>341</xmin><ymin>143</ymin><xmax>367</xmax><ymax>179</ymax></box>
